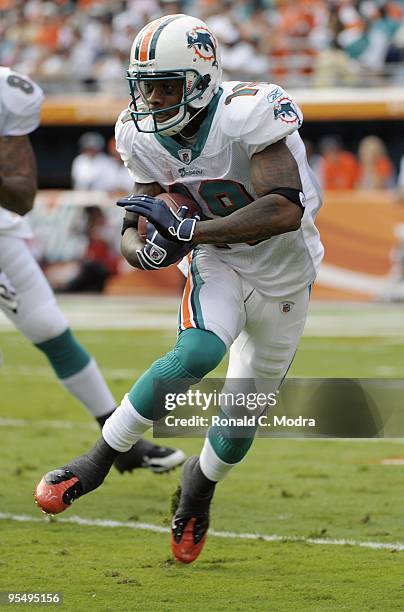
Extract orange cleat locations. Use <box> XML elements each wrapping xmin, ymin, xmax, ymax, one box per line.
<box><xmin>170</xmin><ymin>456</ymin><xmax>215</xmax><ymax>564</ymax></box>
<box><xmin>34</xmin><ymin>469</ymin><xmax>83</xmax><ymax>515</ymax></box>
<box><xmin>34</xmin><ymin>438</ymin><xmax>120</xmax><ymax>515</ymax></box>
<box><xmin>171</xmin><ymin>514</ymin><xmax>209</xmax><ymax>564</ymax></box>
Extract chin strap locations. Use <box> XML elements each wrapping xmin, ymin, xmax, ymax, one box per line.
<box><xmin>182</xmin><ymin>105</ymin><xmax>208</xmax><ymax>128</ymax></box>
<box><xmin>156</xmin><ymin>101</ymin><xmax>209</xmax><ymax>137</ymax></box>
<box><xmin>156</xmin><ymin>109</ymin><xmax>191</xmax><ymax>136</ymax></box>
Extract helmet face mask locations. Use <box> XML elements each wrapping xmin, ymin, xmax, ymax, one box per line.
<box><xmin>127</xmin><ymin>69</ymin><xmax>209</xmax><ymax>135</ymax></box>
<box><xmin>126</xmin><ymin>14</ymin><xmax>221</xmax><ymax>136</ymax></box>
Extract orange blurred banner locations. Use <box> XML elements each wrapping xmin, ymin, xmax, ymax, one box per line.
<box><xmin>314</xmin><ymin>190</ymin><xmax>404</xmax><ymax>301</ymax></box>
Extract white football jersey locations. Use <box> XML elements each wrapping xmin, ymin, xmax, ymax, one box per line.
<box><xmin>116</xmin><ymin>81</ymin><xmax>324</xmax><ymax>297</ymax></box>
<box><xmin>0</xmin><ymin>67</ymin><xmax>44</xmax><ymax>238</ymax></box>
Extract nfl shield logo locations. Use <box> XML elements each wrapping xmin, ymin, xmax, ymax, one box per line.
<box><xmin>147</xmin><ymin>244</ymin><xmax>166</xmax><ymax>264</ymax></box>
<box><xmin>178</xmin><ymin>149</ymin><xmax>192</xmax><ymax>165</ymax></box>
<box><xmin>149</xmin><ymin>246</ymin><xmax>164</xmax><ymax>263</ymax></box>
<box><xmin>280</xmin><ymin>301</ymin><xmax>294</xmax><ymax>313</ymax></box>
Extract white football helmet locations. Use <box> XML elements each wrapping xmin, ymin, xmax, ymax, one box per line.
<box><xmin>127</xmin><ymin>14</ymin><xmax>222</xmax><ymax>136</ymax></box>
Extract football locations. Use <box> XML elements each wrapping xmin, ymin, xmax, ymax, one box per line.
<box><xmin>137</xmin><ymin>192</ymin><xmax>200</xmax><ymax>240</ymax></box>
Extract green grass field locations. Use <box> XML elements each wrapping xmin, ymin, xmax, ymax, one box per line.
<box><xmin>2</xmin><ymin>321</ymin><xmax>404</xmax><ymax>611</ymax></box>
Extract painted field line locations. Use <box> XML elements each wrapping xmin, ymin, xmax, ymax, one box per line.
<box><xmin>0</xmin><ymin>365</ymin><xmax>141</xmax><ymax>379</ymax></box>
<box><xmin>0</xmin><ymin>512</ymin><xmax>403</xmax><ymax>552</ymax></box>
<box><xmin>0</xmin><ymin>417</ymin><xmax>97</xmax><ymax>430</ymax></box>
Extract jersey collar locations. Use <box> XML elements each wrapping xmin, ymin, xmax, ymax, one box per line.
<box><xmin>153</xmin><ymin>87</ymin><xmax>223</xmax><ymax>164</ymax></box>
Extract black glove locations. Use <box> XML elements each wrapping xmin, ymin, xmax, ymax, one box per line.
<box><xmin>137</xmin><ymin>214</ymin><xmax>194</xmax><ymax>270</ymax></box>
<box><xmin>117</xmin><ymin>194</ymin><xmax>198</xmax><ymax>243</ymax></box>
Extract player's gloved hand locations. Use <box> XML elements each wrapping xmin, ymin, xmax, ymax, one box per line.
<box><xmin>137</xmin><ymin>219</ymin><xmax>193</xmax><ymax>270</ymax></box>
<box><xmin>117</xmin><ymin>194</ymin><xmax>199</xmax><ymax>243</ymax></box>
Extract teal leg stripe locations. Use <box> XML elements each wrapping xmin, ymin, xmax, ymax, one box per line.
<box><xmin>208</xmin><ymin>409</ymin><xmax>256</xmax><ymax>464</ymax></box>
<box><xmin>128</xmin><ymin>328</ymin><xmax>226</xmax><ymax>421</ymax></box>
<box><xmin>35</xmin><ymin>328</ymin><xmax>90</xmax><ymax>380</ymax></box>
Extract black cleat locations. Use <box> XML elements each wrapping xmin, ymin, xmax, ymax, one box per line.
<box><xmin>171</xmin><ymin>456</ymin><xmax>216</xmax><ymax>564</ymax></box>
<box><xmin>114</xmin><ymin>439</ymin><xmax>186</xmax><ymax>474</ymax></box>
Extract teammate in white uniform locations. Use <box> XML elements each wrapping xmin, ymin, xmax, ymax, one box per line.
<box><xmin>35</xmin><ymin>15</ymin><xmax>323</xmax><ymax>563</ymax></box>
<box><xmin>0</xmin><ymin>66</ymin><xmax>185</xmax><ymax>475</ymax></box>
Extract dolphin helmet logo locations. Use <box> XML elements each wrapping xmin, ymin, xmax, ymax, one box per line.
<box><xmin>187</xmin><ymin>27</ymin><xmax>218</xmax><ymax>67</ymax></box>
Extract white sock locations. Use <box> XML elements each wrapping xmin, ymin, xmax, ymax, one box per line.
<box><xmin>102</xmin><ymin>394</ymin><xmax>153</xmax><ymax>452</ymax></box>
<box><xmin>61</xmin><ymin>358</ymin><xmax>115</xmax><ymax>418</ymax></box>
<box><xmin>199</xmin><ymin>437</ymin><xmax>234</xmax><ymax>482</ymax></box>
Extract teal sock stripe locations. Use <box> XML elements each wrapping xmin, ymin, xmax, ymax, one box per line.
<box><xmin>35</xmin><ymin>328</ymin><xmax>90</xmax><ymax>380</ymax></box>
<box><xmin>208</xmin><ymin>409</ymin><xmax>256</xmax><ymax>464</ymax></box>
<box><xmin>129</xmin><ymin>328</ymin><xmax>226</xmax><ymax>421</ymax></box>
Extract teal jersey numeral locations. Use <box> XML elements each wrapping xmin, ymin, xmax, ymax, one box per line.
<box><xmin>169</xmin><ymin>180</ymin><xmax>254</xmax><ymax>218</ymax></box>
<box><xmin>199</xmin><ymin>180</ymin><xmax>253</xmax><ymax>217</ymax></box>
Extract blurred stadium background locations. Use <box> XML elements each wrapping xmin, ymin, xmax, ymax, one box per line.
<box><xmin>2</xmin><ymin>3</ymin><xmax>404</xmax><ymax>606</ymax></box>
<box><xmin>1</xmin><ymin>0</ymin><xmax>404</xmax><ymax>308</ymax></box>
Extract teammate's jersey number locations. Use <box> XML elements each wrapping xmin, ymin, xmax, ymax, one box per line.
<box><xmin>7</xmin><ymin>74</ymin><xmax>34</xmax><ymax>95</ymax></box>
<box><xmin>169</xmin><ymin>179</ymin><xmax>253</xmax><ymax>217</ymax></box>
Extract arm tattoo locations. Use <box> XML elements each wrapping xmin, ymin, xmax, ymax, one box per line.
<box><xmin>250</xmin><ymin>139</ymin><xmax>302</xmax><ymax>197</ymax></box>
<box><xmin>0</xmin><ymin>135</ymin><xmax>37</xmax><ymax>214</ymax></box>
<box><xmin>193</xmin><ymin>195</ymin><xmax>300</xmax><ymax>244</ymax></box>
<box><xmin>193</xmin><ymin>140</ymin><xmax>303</xmax><ymax>245</ymax></box>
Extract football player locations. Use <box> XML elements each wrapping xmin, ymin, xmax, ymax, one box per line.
<box><xmin>35</xmin><ymin>14</ymin><xmax>323</xmax><ymax>563</ymax></box>
<box><xmin>0</xmin><ymin>66</ymin><xmax>185</xmax><ymax>474</ymax></box>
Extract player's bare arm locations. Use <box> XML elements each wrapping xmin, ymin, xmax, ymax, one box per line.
<box><xmin>120</xmin><ymin>181</ymin><xmax>163</xmax><ymax>268</ymax></box>
<box><xmin>193</xmin><ymin>139</ymin><xmax>303</xmax><ymax>245</ymax></box>
<box><xmin>0</xmin><ymin>135</ymin><xmax>37</xmax><ymax>215</ymax></box>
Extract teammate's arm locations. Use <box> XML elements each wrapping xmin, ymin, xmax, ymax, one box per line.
<box><xmin>120</xmin><ymin>181</ymin><xmax>163</xmax><ymax>268</ymax></box>
<box><xmin>193</xmin><ymin>139</ymin><xmax>303</xmax><ymax>244</ymax></box>
<box><xmin>0</xmin><ymin>135</ymin><xmax>37</xmax><ymax>215</ymax></box>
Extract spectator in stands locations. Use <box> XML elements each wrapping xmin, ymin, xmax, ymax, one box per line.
<box><xmin>313</xmin><ymin>39</ymin><xmax>361</xmax><ymax>87</ymax></box>
<box><xmin>303</xmin><ymin>139</ymin><xmax>323</xmax><ymax>177</ymax></box>
<box><xmin>102</xmin><ymin>136</ymin><xmax>134</xmax><ymax>193</ymax></box>
<box><xmin>61</xmin><ymin>206</ymin><xmax>119</xmax><ymax>293</ymax></box>
<box><xmin>71</xmin><ymin>132</ymin><xmax>112</xmax><ymax>190</ymax></box>
<box><xmin>269</xmin><ymin>0</ymin><xmax>318</xmax><ymax>83</ymax></box>
<box><xmin>317</xmin><ymin>135</ymin><xmax>360</xmax><ymax>190</ymax></box>
<box><xmin>357</xmin><ymin>135</ymin><xmax>395</xmax><ymax>189</ymax></box>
